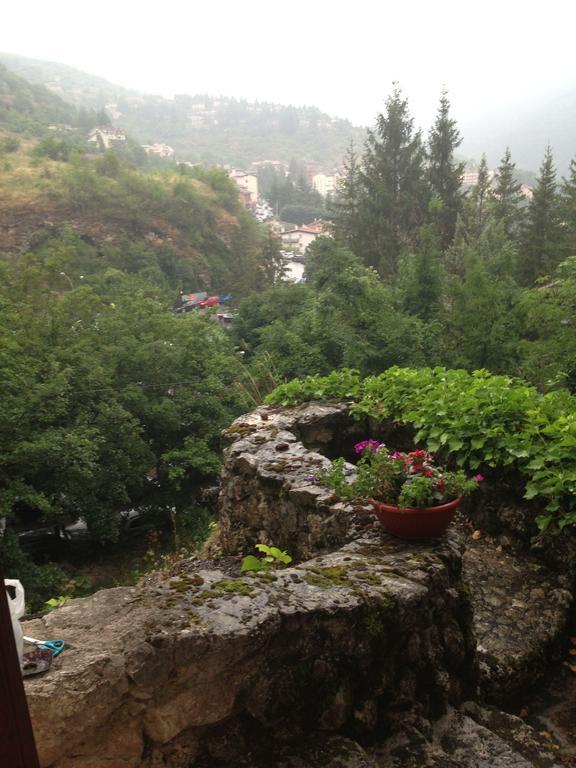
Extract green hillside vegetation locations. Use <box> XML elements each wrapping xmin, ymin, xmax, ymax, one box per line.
<box><xmin>0</xmin><ymin>62</ymin><xmax>77</xmax><ymax>134</ymax></box>
<box><xmin>0</xmin><ymin>54</ymin><xmax>365</xmax><ymax>167</ymax></box>
<box><xmin>0</xmin><ymin>141</ymin><xmax>269</xmax><ymax>294</ymax></box>
<box><xmin>114</xmin><ymin>94</ymin><xmax>366</xmax><ymax>167</ymax></box>
<box><xmin>0</xmin><ymin>143</ymin><xmax>279</xmax><ymax>607</ymax></box>
<box><xmin>0</xmin><ymin>52</ymin><xmax>131</xmax><ymax>109</ymax></box>
<box><xmin>0</xmin><ymin>228</ymin><xmax>259</xmax><ymax>607</ymax></box>
<box><xmin>0</xmin><ymin>61</ymin><xmax>107</xmax><ymax>138</ymax></box>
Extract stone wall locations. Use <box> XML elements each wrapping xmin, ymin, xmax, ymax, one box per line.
<box><xmin>24</xmin><ymin>403</ymin><xmax>479</xmax><ymax>767</ymax></box>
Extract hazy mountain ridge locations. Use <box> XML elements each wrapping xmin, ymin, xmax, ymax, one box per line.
<box><xmin>0</xmin><ymin>52</ymin><xmax>133</xmax><ymax>109</ymax></box>
<box><xmin>0</xmin><ymin>53</ymin><xmax>365</xmax><ymax>168</ymax></box>
<box><xmin>2</xmin><ymin>53</ymin><xmax>575</xmax><ymax>173</ymax></box>
<box><xmin>0</xmin><ymin>61</ymin><xmax>77</xmax><ymax>134</ymax></box>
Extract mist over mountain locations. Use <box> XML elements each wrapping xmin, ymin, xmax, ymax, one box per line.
<box><xmin>0</xmin><ymin>60</ymin><xmax>77</xmax><ymax>133</ymax></box>
<box><xmin>0</xmin><ymin>53</ymin><xmax>365</xmax><ymax>168</ymax></box>
<box><xmin>2</xmin><ymin>51</ymin><xmax>576</xmax><ymax>174</ymax></box>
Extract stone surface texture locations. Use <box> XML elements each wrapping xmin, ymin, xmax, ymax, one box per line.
<box><xmin>23</xmin><ymin>402</ymin><xmax>575</xmax><ymax>767</ymax></box>
<box><xmin>462</xmin><ymin>525</ymin><xmax>573</xmax><ymax>704</ymax></box>
<box><xmin>24</xmin><ymin>532</ymin><xmax>475</xmax><ymax>767</ymax></box>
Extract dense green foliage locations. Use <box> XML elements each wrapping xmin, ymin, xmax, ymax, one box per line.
<box><xmin>0</xmin><ymin>62</ymin><xmax>105</xmax><ymax>138</ymax></box>
<box><xmin>283</xmin><ymin>86</ymin><xmax>576</xmax><ymax>393</ymax></box>
<box><xmin>257</xmin><ymin>160</ymin><xmax>327</xmax><ymax>224</ymax></box>
<box><xmin>2</xmin><ymin>64</ymin><xmax>576</xmax><ymax>605</ymax></box>
<box><xmin>266</xmin><ymin>367</ymin><xmax>576</xmax><ymax>531</ymax></box>
<box><xmin>0</xmin><ymin>233</ymin><xmax>251</xmax><ymax>537</ymax></box>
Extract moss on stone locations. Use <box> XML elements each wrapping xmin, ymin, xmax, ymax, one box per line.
<box><xmin>190</xmin><ymin>591</ymin><xmax>215</xmax><ymax>606</ymax></box>
<box><xmin>354</xmin><ymin>571</ymin><xmax>382</xmax><ymax>585</ymax></box>
<box><xmin>212</xmin><ymin>579</ymin><xmax>255</xmax><ymax>596</ymax></box>
<box><xmin>304</xmin><ymin>573</ymin><xmax>334</xmax><ymax>588</ymax></box>
<box><xmin>227</xmin><ymin>424</ymin><xmax>256</xmax><ymax>436</ymax></box>
<box><xmin>302</xmin><ymin>565</ymin><xmax>352</xmax><ymax>589</ymax></box>
<box><xmin>169</xmin><ymin>574</ymin><xmax>205</xmax><ymax>592</ymax></box>
<box><xmin>255</xmin><ymin>571</ymin><xmax>278</xmax><ymax>582</ymax></box>
<box><xmin>361</xmin><ymin>595</ymin><xmax>398</xmax><ymax>638</ymax></box>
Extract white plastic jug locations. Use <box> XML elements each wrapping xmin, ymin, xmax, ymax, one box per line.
<box><xmin>4</xmin><ymin>579</ymin><xmax>25</xmax><ymax>663</ymax></box>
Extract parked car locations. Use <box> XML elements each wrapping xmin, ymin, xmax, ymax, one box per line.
<box><xmin>198</xmin><ymin>296</ymin><xmax>221</xmax><ymax>308</ymax></box>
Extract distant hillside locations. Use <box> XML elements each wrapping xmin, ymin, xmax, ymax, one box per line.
<box><xmin>0</xmin><ymin>143</ymin><xmax>264</xmax><ymax>294</ymax></box>
<box><xmin>0</xmin><ymin>52</ymin><xmax>132</xmax><ymax>109</ymax></box>
<box><xmin>0</xmin><ymin>53</ymin><xmax>365</xmax><ymax>168</ymax></box>
<box><xmin>0</xmin><ymin>62</ymin><xmax>77</xmax><ymax>134</ymax></box>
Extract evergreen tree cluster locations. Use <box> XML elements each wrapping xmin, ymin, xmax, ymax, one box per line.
<box><xmin>236</xmin><ymin>84</ymin><xmax>576</xmax><ymax>393</ymax></box>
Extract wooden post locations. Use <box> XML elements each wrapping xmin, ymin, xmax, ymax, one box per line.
<box><xmin>0</xmin><ymin>562</ymin><xmax>41</xmax><ymax>767</ymax></box>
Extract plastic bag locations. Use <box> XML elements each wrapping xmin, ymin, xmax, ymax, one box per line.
<box><xmin>4</xmin><ymin>579</ymin><xmax>25</xmax><ymax>662</ymax></box>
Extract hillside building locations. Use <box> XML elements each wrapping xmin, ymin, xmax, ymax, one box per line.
<box><xmin>229</xmin><ymin>169</ymin><xmax>259</xmax><ymax>208</ymax></box>
<box><xmin>280</xmin><ymin>220</ymin><xmax>328</xmax><ymax>254</ymax></box>
<box><xmin>88</xmin><ymin>127</ymin><xmax>127</xmax><ymax>151</ymax></box>
<box><xmin>312</xmin><ymin>172</ymin><xmax>340</xmax><ymax>197</ymax></box>
<box><xmin>142</xmin><ymin>143</ymin><xmax>175</xmax><ymax>158</ymax></box>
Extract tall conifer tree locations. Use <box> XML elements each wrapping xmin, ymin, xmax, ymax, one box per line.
<box><xmin>427</xmin><ymin>88</ymin><xmax>465</xmax><ymax>250</ymax></box>
<box><xmin>520</xmin><ymin>146</ymin><xmax>563</xmax><ymax>285</ymax></box>
<box><xmin>330</xmin><ymin>141</ymin><xmax>361</xmax><ymax>249</ymax></box>
<box><xmin>356</xmin><ymin>83</ymin><xmax>429</xmax><ymax>278</ymax></box>
<box><xmin>560</xmin><ymin>157</ymin><xmax>576</xmax><ymax>258</ymax></box>
<box><xmin>492</xmin><ymin>148</ymin><xmax>524</xmax><ymax>238</ymax></box>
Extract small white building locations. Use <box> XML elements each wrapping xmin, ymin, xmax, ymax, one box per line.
<box><xmin>142</xmin><ymin>143</ymin><xmax>175</xmax><ymax>159</ymax></box>
<box><xmin>229</xmin><ymin>169</ymin><xmax>259</xmax><ymax>207</ymax></box>
<box><xmin>88</xmin><ymin>127</ymin><xmax>127</xmax><ymax>151</ymax></box>
<box><xmin>281</xmin><ymin>222</ymin><xmax>327</xmax><ymax>254</ymax></box>
<box><xmin>312</xmin><ymin>173</ymin><xmax>339</xmax><ymax>197</ymax></box>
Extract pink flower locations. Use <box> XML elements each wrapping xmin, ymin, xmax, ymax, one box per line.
<box><xmin>354</xmin><ymin>439</ymin><xmax>381</xmax><ymax>455</ymax></box>
<box><xmin>474</xmin><ymin>474</ymin><xmax>484</xmax><ymax>482</ymax></box>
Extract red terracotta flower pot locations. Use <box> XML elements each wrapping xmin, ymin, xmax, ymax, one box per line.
<box><xmin>369</xmin><ymin>496</ymin><xmax>462</xmax><ymax>539</ymax></box>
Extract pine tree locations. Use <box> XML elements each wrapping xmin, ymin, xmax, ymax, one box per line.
<box><xmin>355</xmin><ymin>84</ymin><xmax>429</xmax><ymax>278</ymax></box>
<box><xmin>519</xmin><ymin>146</ymin><xmax>564</xmax><ymax>285</ymax></box>
<box><xmin>492</xmin><ymin>148</ymin><xmax>524</xmax><ymax>238</ymax></box>
<box><xmin>470</xmin><ymin>155</ymin><xmax>492</xmax><ymax>239</ymax></box>
<box><xmin>560</xmin><ymin>157</ymin><xmax>576</xmax><ymax>258</ymax></box>
<box><xmin>400</xmin><ymin>224</ymin><xmax>443</xmax><ymax>320</ymax></box>
<box><xmin>427</xmin><ymin>88</ymin><xmax>465</xmax><ymax>250</ymax></box>
<box><xmin>258</xmin><ymin>226</ymin><xmax>287</xmax><ymax>287</ymax></box>
<box><xmin>330</xmin><ymin>141</ymin><xmax>361</xmax><ymax>248</ymax></box>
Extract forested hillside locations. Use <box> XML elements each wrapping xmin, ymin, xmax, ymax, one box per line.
<box><xmin>0</xmin><ymin>62</ymin><xmax>79</xmax><ymax>134</ymax></box>
<box><xmin>0</xmin><ymin>92</ymin><xmax>280</xmax><ymax>605</ymax></box>
<box><xmin>0</xmin><ymin>141</ymin><xmax>269</xmax><ymax>293</ymax></box>
<box><xmin>2</xmin><ymin>68</ymin><xmax>576</xmax><ymax>610</ymax></box>
<box><xmin>0</xmin><ymin>53</ymin><xmax>365</xmax><ymax>167</ymax></box>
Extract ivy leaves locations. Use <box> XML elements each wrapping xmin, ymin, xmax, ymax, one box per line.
<box><xmin>267</xmin><ymin>366</ymin><xmax>576</xmax><ymax>531</ymax></box>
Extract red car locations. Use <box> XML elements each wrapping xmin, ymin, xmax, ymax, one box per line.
<box><xmin>198</xmin><ymin>296</ymin><xmax>221</xmax><ymax>308</ymax></box>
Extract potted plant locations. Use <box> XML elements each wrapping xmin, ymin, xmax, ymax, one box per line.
<box><xmin>318</xmin><ymin>441</ymin><xmax>482</xmax><ymax>539</ymax></box>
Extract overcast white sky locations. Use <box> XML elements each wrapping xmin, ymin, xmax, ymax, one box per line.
<box><xmin>1</xmin><ymin>0</ymin><xmax>575</xmax><ymax>129</ymax></box>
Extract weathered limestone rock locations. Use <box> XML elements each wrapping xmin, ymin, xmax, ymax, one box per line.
<box><xmin>24</xmin><ymin>528</ymin><xmax>475</xmax><ymax>767</ymax></box>
<box><xmin>218</xmin><ymin>403</ymin><xmax>367</xmax><ymax>560</ymax></box>
<box><xmin>23</xmin><ymin>402</ymin><xmax>575</xmax><ymax>767</ymax></box>
<box><xmin>462</xmin><ymin>527</ymin><xmax>573</xmax><ymax>704</ymax></box>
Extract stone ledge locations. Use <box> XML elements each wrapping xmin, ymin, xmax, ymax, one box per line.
<box><xmin>24</xmin><ymin>528</ymin><xmax>475</xmax><ymax>767</ymax></box>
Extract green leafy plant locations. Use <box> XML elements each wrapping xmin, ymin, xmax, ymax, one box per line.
<box><xmin>267</xmin><ymin>366</ymin><xmax>576</xmax><ymax>531</ymax></box>
<box><xmin>241</xmin><ymin>544</ymin><xmax>293</xmax><ymax>573</ymax></box>
<box><xmin>45</xmin><ymin>595</ymin><xmax>71</xmax><ymax>610</ymax></box>
<box><xmin>318</xmin><ymin>442</ymin><xmax>480</xmax><ymax>507</ymax></box>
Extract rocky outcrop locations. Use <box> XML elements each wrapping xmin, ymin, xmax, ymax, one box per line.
<box><xmin>218</xmin><ymin>403</ymin><xmax>364</xmax><ymax>560</ymax></box>
<box><xmin>23</xmin><ymin>401</ymin><xmax>575</xmax><ymax>767</ymax></box>
<box><xmin>24</xmin><ymin>529</ymin><xmax>475</xmax><ymax>767</ymax></box>
<box><xmin>462</xmin><ymin>529</ymin><xmax>572</xmax><ymax>704</ymax></box>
